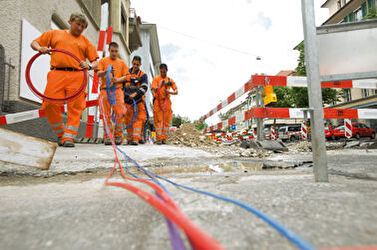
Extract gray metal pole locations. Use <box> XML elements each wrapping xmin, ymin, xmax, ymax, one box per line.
<box><xmin>256</xmin><ymin>86</ymin><xmax>263</xmax><ymax>141</ymax></box>
<box><xmin>301</xmin><ymin>0</ymin><xmax>329</xmax><ymax>182</ymax></box>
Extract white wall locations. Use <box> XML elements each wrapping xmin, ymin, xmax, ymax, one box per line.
<box><xmin>19</xmin><ymin>19</ymin><xmax>50</xmax><ymax>103</ymax></box>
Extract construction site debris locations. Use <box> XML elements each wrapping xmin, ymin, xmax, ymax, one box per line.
<box><xmin>167</xmin><ymin>123</ymin><xmax>217</xmax><ymax>147</ymax></box>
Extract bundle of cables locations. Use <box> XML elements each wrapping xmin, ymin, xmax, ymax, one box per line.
<box><xmin>99</xmin><ymin>96</ymin><xmax>315</xmax><ymax>250</ymax></box>
<box><xmin>25</xmin><ymin>48</ymin><xmax>87</xmax><ymax>103</ymax></box>
<box><xmin>105</xmin><ymin>65</ymin><xmax>137</xmax><ymax>130</ymax></box>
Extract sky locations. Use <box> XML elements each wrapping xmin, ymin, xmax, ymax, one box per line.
<box><xmin>131</xmin><ymin>0</ymin><xmax>330</xmax><ymax>126</ymax></box>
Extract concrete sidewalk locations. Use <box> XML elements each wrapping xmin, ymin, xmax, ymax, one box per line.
<box><xmin>1</xmin><ymin>144</ymin><xmax>377</xmax><ymax>249</ymax></box>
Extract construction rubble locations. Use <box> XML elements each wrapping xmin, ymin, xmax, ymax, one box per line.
<box><xmin>166</xmin><ymin>124</ymin><xmax>377</xmax><ymax>158</ymax></box>
<box><xmin>166</xmin><ymin>124</ymin><xmax>272</xmax><ymax>158</ymax></box>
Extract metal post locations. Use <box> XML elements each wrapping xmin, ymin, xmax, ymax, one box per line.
<box><xmin>0</xmin><ymin>45</ymin><xmax>5</xmax><ymax>112</ymax></box>
<box><xmin>256</xmin><ymin>86</ymin><xmax>263</xmax><ymax>141</ymax></box>
<box><xmin>7</xmin><ymin>58</ymin><xmax>11</xmax><ymax>105</ymax></box>
<box><xmin>94</xmin><ymin>105</ymin><xmax>99</xmax><ymax>139</ymax></box>
<box><xmin>301</xmin><ymin>0</ymin><xmax>329</xmax><ymax>182</ymax></box>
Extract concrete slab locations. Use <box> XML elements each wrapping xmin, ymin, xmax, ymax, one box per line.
<box><xmin>0</xmin><ymin>127</ymin><xmax>57</xmax><ymax>170</ymax></box>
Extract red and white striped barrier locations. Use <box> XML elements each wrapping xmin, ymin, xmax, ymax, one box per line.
<box><xmin>208</xmin><ymin>107</ymin><xmax>377</xmax><ymax>132</ymax></box>
<box><xmin>270</xmin><ymin>126</ymin><xmax>276</xmax><ymax>140</ymax></box>
<box><xmin>200</xmin><ymin>81</ymin><xmax>252</xmax><ymax>121</ymax></box>
<box><xmin>344</xmin><ymin>119</ymin><xmax>352</xmax><ymax>139</ymax></box>
<box><xmin>301</xmin><ymin>122</ymin><xmax>307</xmax><ymax>140</ymax></box>
<box><xmin>0</xmin><ymin>100</ymin><xmax>98</xmax><ymax>126</ymax></box>
<box><xmin>252</xmin><ymin>75</ymin><xmax>377</xmax><ymax>89</ymax></box>
<box><xmin>209</xmin><ymin>130</ymin><xmax>255</xmax><ymax>142</ymax></box>
<box><xmin>86</xmin><ymin>27</ymin><xmax>113</xmax><ymax>139</ymax></box>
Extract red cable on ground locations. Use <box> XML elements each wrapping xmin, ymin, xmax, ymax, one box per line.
<box><xmin>98</xmin><ymin>98</ymin><xmax>224</xmax><ymax>250</ymax></box>
<box><xmin>25</xmin><ymin>48</ymin><xmax>87</xmax><ymax>104</ymax></box>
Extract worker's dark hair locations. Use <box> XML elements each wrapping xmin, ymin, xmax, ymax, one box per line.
<box><xmin>108</xmin><ymin>42</ymin><xmax>119</xmax><ymax>48</ymax></box>
<box><xmin>132</xmin><ymin>56</ymin><xmax>142</xmax><ymax>62</ymax></box>
<box><xmin>159</xmin><ymin>63</ymin><xmax>168</xmax><ymax>70</ymax></box>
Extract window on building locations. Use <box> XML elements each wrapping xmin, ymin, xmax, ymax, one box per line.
<box><xmin>101</xmin><ymin>0</ymin><xmax>110</xmax><ymax>29</ymax></box>
<box><xmin>362</xmin><ymin>89</ymin><xmax>370</xmax><ymax>97</ymax></box>
<box><xmin>121</xmin><ymin>6</ymin><xmax>128</xmax><ymax>39</ymax></box>
<box><xmin>368</xmin><ymin>0</ymin><xmax>374</xmax><ymax>9</ymax></box>
<box><xmin>337</xmin><ymin>0</ymin><xmax>342</xmax><ymax>9</ymax></box>
<box><xmin>354</xmin><ymin>8</ymin><xmax>363</xmax><ymax>21</ymax></box>
<box><xmin>344</xmin><ymin>89</ymin><xmax>352</xmax><ymax>102</ymax></box>
<box><xmin>51</xmin><ymin>14</ymin><xmax>67</xmax><ymax>30</ymax></box>
<box><xmin>374</xmin><ymin>89</ymin><xmax>377</xmax><ymax>95</ymax></box>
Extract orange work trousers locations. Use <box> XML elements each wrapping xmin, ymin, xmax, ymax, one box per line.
<box><xmin>124</xmin><ymin>102</ymin><xmax>146</xmax><ymax>142</ymax></box>
<box><xmin>42</xmin><ymin>70</ymin><xmax>86</xmax><ymax>144</ymax></box>
<box><xmin>99</xmin><ymin>88</ymin><xmax>126</xmax><ymax>139</ymax></box>
<box><xmin>153</xmin><ymin>98</ymin><xmax>172</xmax><ymax>140</ymax></box>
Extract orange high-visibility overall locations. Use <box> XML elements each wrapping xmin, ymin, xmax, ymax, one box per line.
<box><xmin>123</xmin><ymin>69</ymin><xmax>148</xmax><ymax>142</ymax></box>
<box><xmin>97</xmin><ymin>57</ymin><xmax>128</xmax><ymax>139</ymax></box>
<box><xmin>35</xmin><ymin>30</ymin><xmax>98</xmax><ymax>143</ymax></box>
<box><xmin>151</xmin><ymin>75</ymin><xmax>177</xmax><ymax>140</ymax></box>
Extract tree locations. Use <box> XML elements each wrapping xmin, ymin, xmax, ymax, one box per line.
<box><xmin>273</xmin><ymin>87</ymin><xmax>294</xmax><ymax>108</ymax></box>
<box><xmin>195</xmin><ymin>121</ymin><xmax>208</xmax><ymax>131</ymax></box>
<box><xmin>172</xmin><ymin>115</ymin><xmax>190</xmax><ymax>128</ymax></box>
<box><xmin>172</xmin><ymin>114</ymin><xmax>183</xmax><ymax>127</ymax></box>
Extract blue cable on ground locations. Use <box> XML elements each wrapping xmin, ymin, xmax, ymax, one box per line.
<box><xmin>115</xmin><ymin>145</ymin><xmax>316</xmax><ymax>250</ymax></box>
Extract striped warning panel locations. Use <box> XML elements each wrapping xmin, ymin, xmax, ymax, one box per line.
<box><xmin>0</xmin><ymin>100</ymin><xmax>99</xmax><ymax>126</ymax></box>
<box><xmin>251</xmin><ymin>75</ymin><xmax>377</xmax><ymax>89</ymax></box>
<box><xmin>208</xmin><ymin>107</ymin><xmax>377</xmax><ymax>132</ymax></box>
<box><xmin>200</xmin><ymin>81</ymin><xmax>252</xmax><ymax>121</ymax></box>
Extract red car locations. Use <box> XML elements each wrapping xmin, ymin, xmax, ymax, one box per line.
<box><xmin>325</xmin><ymin>125</ymin><xmax>336</xmax><ymax>140</ymax></box>
<box><xmin>330</xmin><ymin>122</ymin><xmax>376</xmax><ymax>140</ymax></box>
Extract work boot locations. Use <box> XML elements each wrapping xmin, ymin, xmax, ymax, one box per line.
<box><xmin>130</xmin><ymin>140</ymin><xmax>138</xmax><ymax>146</ymax></box>
<box><xmin>104</xmin><ymin>138</ymin><xmax>112</xmax><ymax>145</ymax></box>
<box><xmin>57</xmin><ymin>137</ymin><xmax>63</xmax><ymax>147</ymax></box>
<box><xmin>162</xmin><ymin>139</ymin><xmax>167</xmax><ymax>144</ymax></box>
<box><xmin>63</xmin><ymin>140</ymin><xmax>75</xmax><ymax>147</ymax></box>
<box><xmin>115</xmin><ymin>137</ymin><xmax>122</xmax><ymax>145</ymax></box>
<box><xmin>155</xmin><ymin>140</ymin><xmax>162</xmax><ymax>145</ymax></box>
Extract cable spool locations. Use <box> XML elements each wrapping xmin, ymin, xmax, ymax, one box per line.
<box><xmin>25</xmin><ymin>48</ymin><xmax>87</xmax><ymax>103</ymax></box>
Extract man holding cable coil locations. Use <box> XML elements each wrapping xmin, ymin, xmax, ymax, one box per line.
<box><xmin>31</xmin><ymin>13</ymin><xmax>98</xmax><ymax>147</ymax></box>
<box><xmin>96</xmin><ymin>42</ymin><xmax>129</xmax><ymax>146</ymax></box>
<box><xmin>151</xmin><ymin>63</ymin><xmax>178</xmax><ymax>145</ymax></box>
<box><xmin>122</xmin><ymin>56</ymin><xmax>148</xmax><ymax>145</ymax></box>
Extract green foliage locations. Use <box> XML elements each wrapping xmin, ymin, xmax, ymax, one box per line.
<box><xmin>364</xmin><ymin>7</ymin><xmax>377</xmax><ymax>20</ymax></box>
<box><xmin>295</xmin><ymin>42</ymin><xmax>306</xmax><ymax>77</ymax></box>
<box><xmin>276</xmin><ymin>41</ymin><xmax>342</xmax><ymax>108</ymax></box>
<box><xmin>172</xmin><ymin>114</ymin><xmax>191</xmax><ymax>128</ymax></box>
<box><xmin>195</xmin><ymin>121</ymin><xmax>208</xmax><ymax>131</ymax></box>
<box><xmin>273</xmin><ymin>87</ymin><xmax>294</xmax><ymax>108</ymax></box>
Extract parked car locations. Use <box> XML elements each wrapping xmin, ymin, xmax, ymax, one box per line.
<box><xmin>278</xmin><ymin>125</ymin><xmax>301</xmax><ymax>142</ymax></box>
<box><xmin>331</xmin><ymin>122</ymin><xmax>376</xmax><ymax>139</ymax></box>
<box><xmin>325</xmin><ymin>125</ymin><xmax>336</xmax><ymax>140</ymax></box>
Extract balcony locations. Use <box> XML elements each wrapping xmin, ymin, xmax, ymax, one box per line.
<box><xmin>128</xmin><ymin>8</ymin><xmax>142</xmax><ymax>52</ymax></box>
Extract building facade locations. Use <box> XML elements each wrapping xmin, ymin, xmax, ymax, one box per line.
<box><xmin>321</xmin><ymin>0</ymin><xmax>377</xmax><ymax>129</ymax></box>
<box><xmin>0</xmin><ymin>0</ymin><xmax>141</xmax><ymax>140</ymax></box>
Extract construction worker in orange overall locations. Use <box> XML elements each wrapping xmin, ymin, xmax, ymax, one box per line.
<box><xmin>151</xmin><ymin>63</ymin><xmax>178</xmax><ymax>145</ymax></box>
<box><xmin>122</xmin><ymin>56</ymin><xmax>148</xmax><ymax>145</ymax></box>
<box><xmin>31</xmin><ymin>13</ymin><xmax>98</xmax><ymax>147</ymax></box>
<box><xmin>96</xmin><ymin>42</ymin><xmax>129</xmax><ymax>145</ymax></box>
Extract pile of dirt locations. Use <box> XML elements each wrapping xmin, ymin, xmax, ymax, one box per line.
<box><xmin>167</xmin><ymin>123</ymin><xmax>217</xmax><ymax>147</ymax></box>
